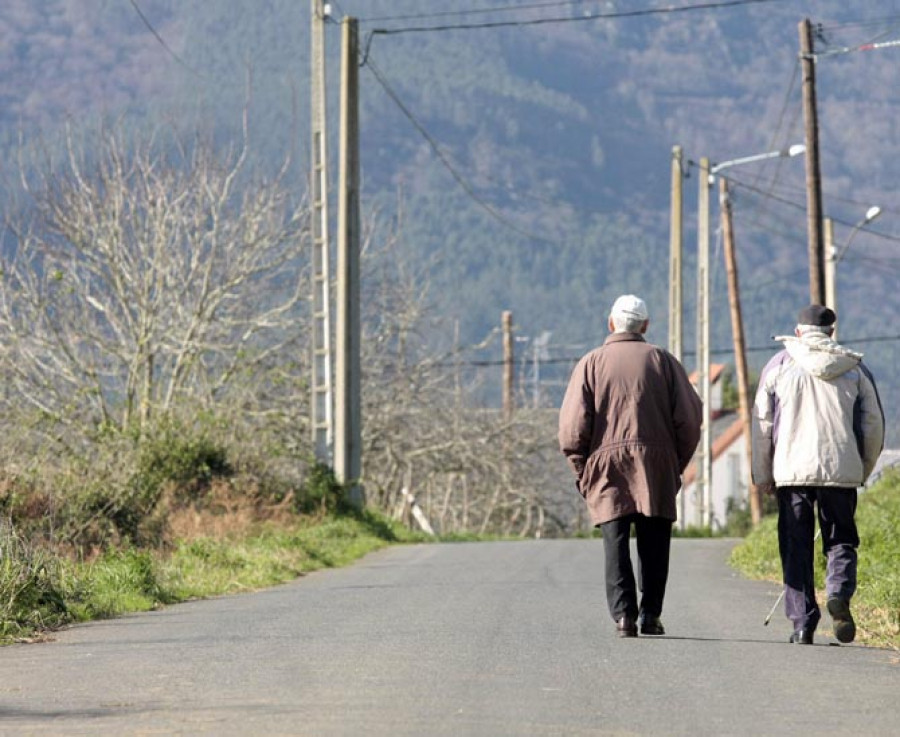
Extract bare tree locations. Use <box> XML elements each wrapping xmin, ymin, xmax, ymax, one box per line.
<box><xmin>0</xmin><ymin>122</ymin><xmax>310</xmax><ymax>449</ymax></box>
<box><xmin>358</xmin><ymin>212</ymin><xmax>576</xmax><ymax>538</ymax></box>
<box><xmin>0</xmin><ymin>127</ymin><xmax>575</xmax><ymax>541</ymax></box>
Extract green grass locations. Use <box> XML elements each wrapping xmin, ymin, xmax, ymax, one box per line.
<box><xmin>1</xmin><ymin>509</ymin><xmax>430</xmax><ymax>643</ymax></box>
<box><xmin>0</xmin><ymin>527</ymin><xmax>69</xmax><ymax>640</ymax></box>
<box><xmin>158</xmin><ymin>512</ymin><xmax>425</xmax><ymax>600</ymax></box>
<box><xmin>729</xmin><ymin>472</ymin><xmax>900</xmax><ymax>649</ymax></box>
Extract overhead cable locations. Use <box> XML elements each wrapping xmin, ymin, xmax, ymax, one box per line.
<box><xmin>362</xmin><ymin>0</ymin><xmax>597</xmax><ymax>23</ymax></box>
<box><xmin>364</xmin><ymin>57</ymin><xmax>562</xmax><ymax>245</ymax></box>
<box><xmin>437</xmin><ymin>331</ymin><xmax>900</xmax><ymax>368</ymax></box>
<box><xmin>368</xmin><ymin>0</ymin><xmax>786</xmax><ymax>35</ymax></box>
<box><xmin>126</xmin><ymin>0</ymin><xmax>203</xmax><ymax>77</ymax></box>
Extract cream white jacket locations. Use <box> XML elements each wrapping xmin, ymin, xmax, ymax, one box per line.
<box><xmin>751</xmin><ymin>332</ymin><xmax>884</xmax><ymax>488</ymax></box>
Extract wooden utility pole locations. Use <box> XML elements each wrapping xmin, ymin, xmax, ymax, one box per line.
<box><xmin>310</xmin><ymin>0</ymin><xmax>334</xmax><ymax>462</ymax></box>
<box><xmin>696</xmin><ymin>158</ymin><xmax>712</xmax><ymax>529</ymax></box>
<box><xmin>720</xmin><ymin>178</ymin><xmax>760</xmax><ymax>527</ymax></box>
<box><xmin>502</xmin><ymin>311</ymin><xmax>514</xmax><ymax>421</ymax></box>
<box><xmin>799</xmin><ymin>18</ymin><xmax>825</xmax><ymax>304</ymax></box>
<box><xmin>335</xmin><ymin>17</ymin><xmax>362</xmax><ymax>506</ymax></box>
<box><xmin>669</xmin><ymin>145</ymin><xmax>684</xmax><ymax>362</ymax></box>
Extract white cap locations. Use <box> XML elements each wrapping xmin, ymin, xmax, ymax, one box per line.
<box><xmin>610</xmin><ymin>294</ymin><xmax>648</xmax><ymax>322</ymax></box>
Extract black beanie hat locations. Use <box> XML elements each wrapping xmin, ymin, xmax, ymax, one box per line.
<box><xmin>797</xmin><ymin>304</ymin><xmax>836</xmax><ymax>327</ymax></box>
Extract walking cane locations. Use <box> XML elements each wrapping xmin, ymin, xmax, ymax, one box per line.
<box><xmin>763</xmin><ymin>528</ymin><xmax>822</xmax><ymax>626</ymax></box>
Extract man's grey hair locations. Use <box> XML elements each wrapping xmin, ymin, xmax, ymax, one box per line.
<box><xmin>612</xmin><ymin>315</ymin><xmax>647</xmax><ymax>334</ymax></box>
<box><xmin>796</xmin><ymin>323</ymin><xmax>834</xmax><ymax>337</ymax></box>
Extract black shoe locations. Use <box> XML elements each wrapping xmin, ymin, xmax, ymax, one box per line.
<box><xmin>616</xmin><ymin>616</ymin><xmax>638</xmax><ymax>638</ymax></box>
<box><xmin>827</xmin><ymin>597</ymin><xmax>856</xmax><ymax>643</ymax></box>
<box><xmin>639</xmin><ymin>614</ymin><xmax>665</xmax><ymax>636</ymax></box>
<box><xmin>789</xmin><ymin>629</ymin><xmax>814</xmax><ymax>645</ymax></box>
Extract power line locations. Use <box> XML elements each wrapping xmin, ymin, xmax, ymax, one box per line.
<box><xmin>436</xmin><ymin>331</ymin><xmax>900</xmax><ymax>368</ymax></box>
<box><xmin>363</xmin><ymin>57</ymin><xmax>563</xmax><ymax>245</ymax></box>
<box><xmin>729</xmin><ymin>173</ymin><xmax>900</xmax><ymax>222</ymax></box>
<box><xmin>817</xmin><ymin>37</ymin><xmax>900</xmax><ymax>59</ymax></box>
<box><xmin>369</xmin><ymin>0</ymin><xmax>786</xmax><ymax>35</ymax></box>
<box><xmin>126</xmin><ymin>0</ymin><xmax>203</xmax><ymax>77</ymax></box>
<box><xmin>744</xmin><ymin>60</ymin><xmax>803</xmax><ymax>226</ymax></box>
<box><xmin>716</xmin><ymin>176</ymin><xmax>900</xmax><ymax>252</ymax></box>
<box><xmin>816</xmin><ymin>15</ymin><xmax>900</xmax><ymax>58</ymax></box>
<box><xmin>362</xmin><ymin>0</ymin><xmax>594</xmax><ymax>23</ymax></box>
<box><xmin>821</xmin><ymin>15</ymin><xmax>900</xmax><ymax>31</ymax></box>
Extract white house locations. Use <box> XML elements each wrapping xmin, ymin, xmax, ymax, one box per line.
<box><xmin>680</xmin><ymin>364</ymin><xmax>750</xmax><ymax>531</ymax></box>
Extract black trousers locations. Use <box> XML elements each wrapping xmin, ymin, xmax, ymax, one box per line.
<box><xmin>600</xmin><ymin>514</ymin><xmax>673</xmax><ymax>622</ymax></box>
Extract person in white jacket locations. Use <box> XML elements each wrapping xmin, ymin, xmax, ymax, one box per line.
<box><xmin>752</xmin><ymin>305</ymin><xmax>884</xmax><ymax>645</ymax></box>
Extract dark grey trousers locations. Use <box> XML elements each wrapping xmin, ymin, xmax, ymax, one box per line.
<box><xmin>600</xmin><ymin>514</ymin><xmax>673</xmax><ymax>622</ymax></box>
<box><xmin>777</xmin><ymin>486</ymin><xmax>859</xmax><ymax>631</ymax></box>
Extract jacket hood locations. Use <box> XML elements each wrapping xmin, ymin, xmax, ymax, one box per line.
<box><xmin>775</xmin><ymin>332</ymin><xmax>863</xmax><ymax>380</ymax></box>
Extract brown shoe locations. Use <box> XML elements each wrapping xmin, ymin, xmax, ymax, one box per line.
<box><xmin>616</xmin><ymin>616</ymin><xmax>637</xmax><ymax>638</ymax></box>
<box><xmin>827</xmin><ymin>597</ymin><xmax>856</xmax><ymax>644</ymax></box>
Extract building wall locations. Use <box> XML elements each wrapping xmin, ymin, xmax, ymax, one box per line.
<box><xmin>679</xmin><ymin>444</ymin><xmax>751</xmax><ymax>531</ymax></box>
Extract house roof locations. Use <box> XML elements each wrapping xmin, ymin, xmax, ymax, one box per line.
<box><xmin>682</xmin><ymin>415</ymin><xmax>745</xmax><ymax>487</ymax></box>
<box><xmin>688</xmin><ymin>363</ymin><xmax>726</xmax><ymax>387</ymax></box>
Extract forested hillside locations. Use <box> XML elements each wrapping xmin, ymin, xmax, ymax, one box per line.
<box><xmin>2</xmin><ymin>0</ymin><xmax>899</xmax><ymax>440</ymax></box>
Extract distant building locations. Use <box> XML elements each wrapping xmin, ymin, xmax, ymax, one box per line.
<box><xmin>680</xmin><ymin>364</ymin><xmax>749</xmax><ymax>531</ymax></box>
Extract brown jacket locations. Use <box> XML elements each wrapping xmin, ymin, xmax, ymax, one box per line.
<box><xmin>558</xmin><ymin>332</ymin><xmax>702</xmax><ymax>525</ymax></box>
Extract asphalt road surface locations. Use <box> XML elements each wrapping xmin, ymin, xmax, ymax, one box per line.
<box><xmin>0</xmin><ymin>539</ymin><xmax>897</xmax><ymax>736</ymax></box>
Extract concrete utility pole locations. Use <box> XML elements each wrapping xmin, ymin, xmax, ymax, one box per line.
<box><xmin>335</xmin><ymin>16</ymin><xmax>363</xmax><ymax>506</ymax></box>
<box><xmin>502</xmin><ymin>311</ymin><xmax>514</xmax><ymax>421</ymax></box>
<box><xmin>310</xmin><ymin>0</ymin><xmax>334</xmax><ymax>462</ymax></box>
<box><xmin>669</xmin><ymin>145</ymin><xmax>684</xmax><ymax>362</ymax></box>
<box><xmin>799</xmin><ymin>18</ymin><xmax>826</xmax><ymax>304</ymax></box>
<box><xmin>826</xmin><ymin>206</ymin><xmax>881</xmax><ymax>341</ymax></box>
<box><xmin>720</xmin><ymin>178</ymin><xmax>760</xmax><ymax>527</ymax></box>
<box><xmin>696</xmin><ymin>158</ymin><xmax>712</xmax><ymax>529</ymax></box>
<box><xmin>824</xmin><ymin>217</ymin><xmax>836</xmax><ymax>314</ymax></box>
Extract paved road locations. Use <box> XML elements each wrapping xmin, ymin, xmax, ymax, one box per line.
<box><xmin>0</xmin><ymin>539</ymin><xmax>897</xmax><ymax>736</ymax></box>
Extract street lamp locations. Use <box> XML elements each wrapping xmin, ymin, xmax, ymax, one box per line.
<box><xmin>710</xmin><ymin>144</ymin><xmax>806</xmax><ymax>179</ymax></box>
<box><xmin>836</xmin><ymin>206</ymin><xmax>882</xmax><ymax>263</ymax></box>
<box><xmin>825</xmin><ymin>206</ymin><xmax>882</xmax><ymax>337</ymax></box>
<box><xmin>693</xmin><ymin>144</ymin><xmax>805</xmax><ymax>530</ymax></box>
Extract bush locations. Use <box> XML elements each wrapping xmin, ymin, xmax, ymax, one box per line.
<box><xmin>294</xmin><ymin>461</ymin><xmax>349</xmax><ymax>515</ymax></box>
<box><xmin>135</xmin><ymin>421</ymin><xmax>234</xmax><ymax>505</ymax></box>
<box><xmin>0</xmin><ymin>526</ymin><xmax>69</xmax><ymax>640</ymax></box>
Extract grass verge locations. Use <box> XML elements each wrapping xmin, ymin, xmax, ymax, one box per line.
<box><xmin>729</xmin><ymin>472</ymin><xmax>900</xmax><ymax>649</ymax></box>
<box><xmin>2</xmin><ymin>509</ymin><xmax>429</xmax><ymax>643</ymax></box>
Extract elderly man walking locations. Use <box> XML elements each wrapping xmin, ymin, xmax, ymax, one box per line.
<box><xmin>752</xmin><ymin>305</ymin><xmax>884</xmax><ymax>645</ymax></box>
<box><xmin>559</xmin><ymin>294</ymin><xmax>702</xmax><ymax>638</ymax></box>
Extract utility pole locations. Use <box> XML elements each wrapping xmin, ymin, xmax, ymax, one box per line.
<box><xmin>799</xmin><ymin>18</ymin><xmax>825</xmax><ymax>304</ymax></box>
<box><xmin>335</xmin><ymin>16</ymin><xmax>362</xmax><ymax>506</ymax></box>
<box><xmin>720</xmin><ymin>178</ymin><xmax>760</xmax><ymax>527</ymax></box>
<box><xmin>310</xmin><ymin>0</ymin><xmax>334</xmax><ymax>463</ymax></box>
<box><xmin>696</xmin><ymin>158</ymin><xmax>712</xmax><ymax>529</ymax></box>
<box><xmin>502</xmin><ymin>311</ymin><xmax>514</xmax><ymax>421</ymax></box>
<box><xmin>669</xmin><ymin>145</ymin><xmax>684</xmax><ymax>362</ymax></box>
<box><xmin>824</xmin><ymin>217</ymin><xmax>840</xmax><ymax>340</ymax></box>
